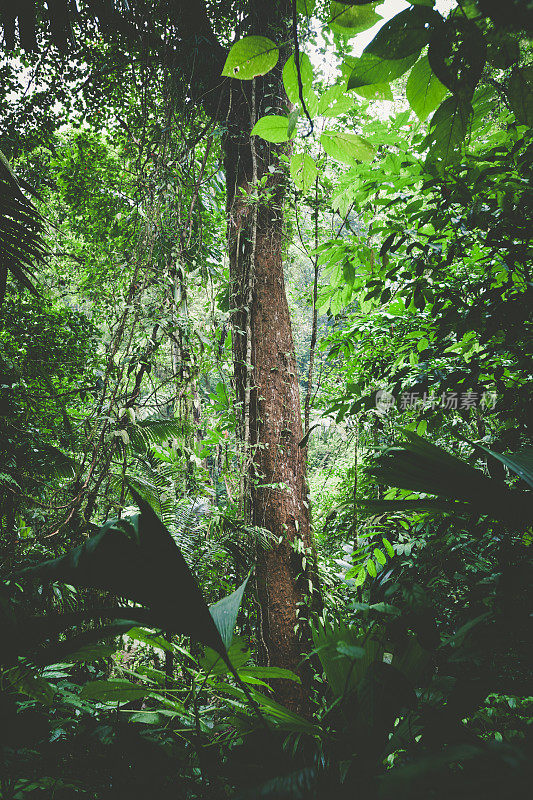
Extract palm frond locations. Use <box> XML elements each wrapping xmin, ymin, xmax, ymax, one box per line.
<box><xmin>367</xmin><ymin>430</ymin><xmax>532</xmax><ymax>526</ymax></box>
<box><xmin>128</xmin><ymin>417</ymin><xmax>184</xmax><ymax>454</ymax></box>
<box><xmin>0</xmin><ymin>150</ymin><xmax>45</xmax><ymax>302</ymax></box>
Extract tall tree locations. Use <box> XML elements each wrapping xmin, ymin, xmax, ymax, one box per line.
<box><xmin>1</xmin><ymin>0</ymin><xmax>320</xmax><ymax>710</ymax></box>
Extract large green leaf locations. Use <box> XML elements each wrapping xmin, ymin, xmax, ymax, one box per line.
<box><xmin>321</xmin><ymin>130</ymin><xmax>375</xmax><ymax>165</ymax></box>
<box><xmin>311</xmin><ymin>618</ymin><xmax>383</xmax><ymax>697</ymax></box>
<box><xmin>424</xmin><ymin>96</ymin><xmax>473</xmax><ymax>171</ymax></box>
<box><xmin>368</xmin><ymin>431</ymin><xmax>532</xmax><ymax>526</ymax></box>
<box><xmin>210</xmin><ymin>574</ymin><xmax>250</xmax><ymax>650</ymax></box>
<box><xmin>222</xmin><ymin>36</ymin><xmax>279</xmax><ymax>80</ymax></box>
<box><xmin>17</xmin><ymin>489</ymin><xmax>228</xmax><ymax>658</ymax></box>
<box><xmin>406</xmin><ymin>56</ymin><xmax>448</xmax><ymax>122</ymax></box>
<box><xmin>238</xmin><ymin>666</ymin><xmax>301</xmax><ymax>684</ymax></box>
<box><xmin>346</xmin><ymin>51</ymin><xmax>419</xmax><ymax>89</ymax></box>
<box><xmin>296</xmin><ymin>0</ymin><xmax>315</xmax><ymax>15</ymax></box>
<box><xmin>467</xmin><ymin>443</ymin><xmax>533</xmax><ymax>490</ymax></box>
<box><xmin>251</xmin><ymin>115</ymin><xmax>294</xmax><ymax>144</ymax></box>
<box><xmin>318</xmin><ymin>84</ymin><xmax>355</xmax><ymax>117</ymax></box>
<box><xmin>282</xmin><ymin>54</ymin><xmax>318</xmax><ymax>118</ymax></box>
<box><xmin>507</xmin><ymin>66</ymin><xmax>533</xmax><ymax>127</ymax></box>
<box><xmin>200</xmin><ymin>635</ymin><xmax>252</xmax><ymax>676</ymax></box>
<box><xmin>364</xmin><ymin>6</ymin><xmax>442</xmax><ymax>60</ymax></box>
<box><xmin>290</xmin><ymin>152</ymin><xmax>318</xmax><ymax>192</ymax></box>
<box><xmin>360</xmin><ymin>499</ymin><xmax>468</xmax><ymax>514</ymax></box>
<box><xmin>328</xmin><ymin>1</ymin><xmax>382</xmax><ymax>37</ymax></box>
<box><xmin>128</xmin><ymin>417</ymin><xmax>184</xmax><ymax>453</ymax></box>
<box><xmin>353</xmin><ymin>82</ymin><xmax>392</xmax><ymax>101</ymax></box>
<box><xmin>428</xmin><ymin>17</ymin><xmax>486</xmax><ymax>96</ymax></box>
<box><xmin>80</xmin><ymin>679</ymin><xmax>150</xmax><ymax>703</ymax></box>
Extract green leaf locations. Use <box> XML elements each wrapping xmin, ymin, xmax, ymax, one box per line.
<box><xmin>125</xmin><ymin>627</ymin><xmax>176</xmax><ymax>654</ymax></box>
<box><xmin>374</xmin><ymin>548</ymin><xmax>387</xmax><ymax>565</ymax></box>
<box><xmin>329</xmin><ymin>1</ymin><xmax>382</xmax><ymax>37</ymax></box>
<box><xmin>209</xmin><ymin>574</ymin><xmax>250</xmax><ymax>650</ymax></box>
<box><xmin>424</xmin><ymin>96</ymin><xmax>473</xmax><ymax>171</ymax></box>
<box><xmin>352</xmin><ymin>82</ymin><xmax>393</xmax><ymax>101</ymax></box>
<box><xmin>80</xmin><ymin>679</ymin><xmax>150</xmax><ymax>703</ymax></box>
<box><xmin>283</xmin><ymin>53</ymin><xmax>318</xmax><ymax>117</ymax></box>
<box><xmin>336</xmin><ymin>642</ymin><xmax>365</xmax><ymax>660</ymax></box>
<box><xmin>311</xmin><ymin>619</ymin><xmax>384</xmax><ymax>697</ymax></box>
<box><xmin>361</xmin><ymin>499</ymin><xmax>466</xmax><ymax>514</ymax></box>
<box><xmin>353</xmin><ymin>568</ymin><xmax>366</xmax><ymax>587</ymax></box>
<box><xmin>382</xmin><ymin>538</ymin><xmax>395</xmax><ymax>557</ymax></box>
<box><xmin>64</xmin><ymin>643</ymin><xmax>116</xmax><ymax>662</ymax></box>
<box><xmin>321</xmin><ymin>130</ymin><xmax>375</xmax><ymax>165</ymax></box>
<box><xmin>287</xmin><ymin>108</ymin><xmax>299</xmax><ymax>138</ymax></box>
<box><xmin>406</xmin><ymin>56</ymin><xmax>448</xmax><ymax>122</ymax></box>
<box><xmin>239</xmin><ymin>666</ymin><xmax>301</xmax><ymax>683</ymax></box>
<box><xmin>507</xmin><ymin>67</ymin><xmax>533</xmax><ymax>127</ymax></box>
<box><xmin>366</xmin><ymin>559</ymin><xmax>377</xmax><ymax>577</ymax></box>
<box><xmin>17</xmin><ymin>489</ymin><xmax>228</xmax><ymax>660</ymax></box>
<box><xmin>428</xmin><ymin>18</ymin><xmax>486</xmax><ymax>96</ymax></box>
<box><xmin>222</xmin><ymin>36</ymin><xmax>279</xmax><ymax>80</ymax></box>
<box><xmin>200</xmin><ymin>636</ymin><xmax>252</xmax><ymax>676</ymax></box>
<box><xmin>290</xmin><ymin>152</ymin><xmax>318</xmax><ymax>192</ymax></box>
<box><xmin>346</xmin><ymin>52</ymin><xmax>419</xmax><ymax>89</ymax></box>
<box><xmin>365</xmin><ymin>7</ymin><xmax>441</xmax><ymax>59</ymax></box>
<box><xmin>4</xmin><ymin>667</ymin><xmax>55</xmax><ymax>705</ymax></box>
<box><xmin>297</xmin><ymin>0</ymin><xmax>315</xmax><ymax>15</ymax></box>
<box><xmin>318</xmin><ymin>84</ymin><xmax>355</xmax><ymax>117</ymax></box>
<box><xmin>251</xmin><ymin>115</ymin><xmax>294</xmax><ymax>143</ymax></box>
<box><xmin>467</xmin><ymin>443</ymin><xmax>533</xmax><ymax>490</ymax></box>
<box><xmin>366</xmin><ymin>430</ymin><xmax>531</xmax><ymax>526</ymax></box>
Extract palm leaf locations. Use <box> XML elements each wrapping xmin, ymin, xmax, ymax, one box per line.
<box><xmin>0</xmin><ymin>150</ymin><xmax>45</xmax><ymax>302</ymax></box>
<box><xmin>368</xmin><ymin>430</ymin><xmax>532</xmax><ymax>526</ymax></box>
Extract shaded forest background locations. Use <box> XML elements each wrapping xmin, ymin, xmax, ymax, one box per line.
<box><xmin>0</xmin><ymin>1</ymin><xmax>532</xmax><ymax>798</ymax></box>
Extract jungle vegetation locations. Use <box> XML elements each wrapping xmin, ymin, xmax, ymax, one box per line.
<box><xmin>0</xmin><ymin>1</ymin><xmax>532</xmax><ymax>798</ymax></box>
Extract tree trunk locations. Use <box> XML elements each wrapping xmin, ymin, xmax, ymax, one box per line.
<box><xmin>224</xmin><ymin>43</ymin><xmax>319</xmax><ymax>711</ymax></box>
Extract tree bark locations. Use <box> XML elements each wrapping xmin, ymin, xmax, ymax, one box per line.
<box><xmin>223</xmin><ymin>18</ymin><xmax>320</xmax><ymax>710</ymax></box>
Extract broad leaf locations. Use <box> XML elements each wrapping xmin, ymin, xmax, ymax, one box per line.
<box><xmin>321</xmin><ymin>130</ymin><xmax>375</xmax><ymax>165</ymax></box>
<box><xmin>290</xmin><ymin>152</ymin><xmax>318</xmax><ymax>192</ymax></box>
<box><xmin>406</xmin><ymin>56</ymin><xmax>448</xmax><ymax>122</ymax></box>
<box><xmin>428</xmin><ymin>18</ymin><xmax>486</xmax><ymax>95</ymax></box>
<box><xmin>283</xmin><ymin>53</ymin><xmax>318</xmax><ymax>118</ymax></box>
<box><xmin>80</xmin><ymin>679</ymin><xmax>150</xmax><ymax>703</ymax></box>
<box><xmin>251</xmin><ymin>115</ymin><xmax>294</xmax><ymax>144</ymax></box>
<box><xmin>364</xmin><ymin>7</ymin><xmax>442</xmax><ymax>60</ymax></box>
<box><xmin>296</xmin><ymin>0</ymin><xmax>315</xmax><ymax>15</ymax></box>
<box><xmin>238</xmin><ymin>666</ymin><xmax>301</xmax><ymax>684</ymax></box>
<box><xmin>467</xmin><ymin>443</ymin><xmax>533</xmax><ymax>490</ymax></box>
<box><xmin>329</xmin><ymin>1</ymin><xmax>382</xmax><ymax>37</ymax></box>
<box><xmin>311</xmin><ymin>618</ymin><xmax>384</xmax><ymax>697</ymax></box>
<box><xmin>346</xmin><ymin>52</ymin><xmax>419</xmax><ymax>89</ymax></box>
<box><xmin>507</xmin><ymin>66</ymin><xmax>533</xmax><ymax>127</ymax></box>
<box><xmin>17</xmin><ymin>489</ymin><xmax>227</xmax><ymax>658</ymax></box>
<box><xmin>424</xmin><ymin>96</ymin><xmax>473</xmax><ymax>171</ymax></box>
<box><xmin>353</xmin><ymin>82</ymin><xmax>392</xmax><ymax>101</ymax></box>
<box><xmin>368</xmin><ymin>431</ymin><xmax>531</xmax><ymax>525</ymax></box>
<box><xmin>318</xmin><ymin>84</ymin><xmax>355</xmax><ymax>117</ymax></box>
<box><xmin>222</xmin><ymin>36</ymin><xmax>279</xmax><ymax>80</ymax></box>
<box><xmin>210</xmin><ymin>574</ymin><xmax>250</xmax><ymax>650</ymax></box>
<box><xmin>200</xmin><ymin>636</ymin><xmax>252</xmax><ymax>676</ymax></box>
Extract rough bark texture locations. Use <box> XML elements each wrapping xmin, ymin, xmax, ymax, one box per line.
<box><xmin>223</xmin><ymin>27</ymin><xmax>320</xmax><ymax>709</ymax></box>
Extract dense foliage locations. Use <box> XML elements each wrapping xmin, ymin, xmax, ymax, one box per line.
<box><xmin>1</xmin><ymin>1</ymin><xmax>531</xmax><ymax>798</ymax></box>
